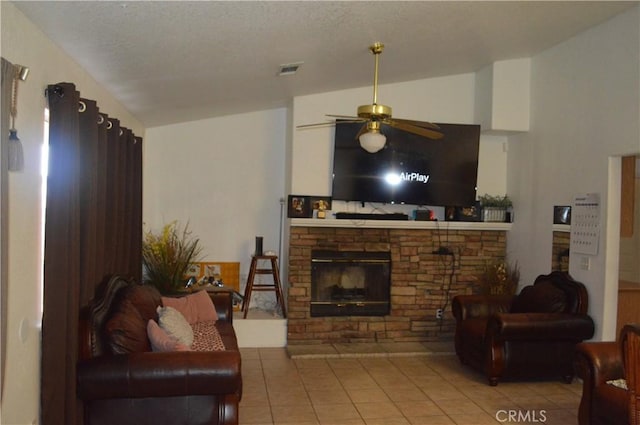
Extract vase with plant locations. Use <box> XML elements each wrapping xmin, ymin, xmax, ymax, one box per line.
<box><xmin>478</xmin><ymin>259</ymin><xmax>520</xmax><ymax>295</ymax></box>
<box><xmin>478</xmin><ymin>194</ymin><xmax>513</xmax><ymax>222</ymax></box>
<box><xmin>142</xmin><ymin>221</ymin><xmax>203</xmax><ymax>294</ymax></box>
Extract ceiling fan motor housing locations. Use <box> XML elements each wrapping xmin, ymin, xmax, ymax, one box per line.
<box><xmin>357</xmin><ymin>103</ymin><xmax>392</xmax><ymax>120</ymax></box>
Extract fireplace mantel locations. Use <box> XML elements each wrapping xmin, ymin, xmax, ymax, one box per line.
<box><xmin>290</xmin><ymin>218</ymin><xmax>511</xmax><ymax>231</ymax></box>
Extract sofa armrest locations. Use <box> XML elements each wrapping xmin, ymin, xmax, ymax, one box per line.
<box><xmin>575</xmin><ymin>341</ymin><xmax>623</xmax><ymax>386</ymax></box>
<box><xmin>487</xmin><ymin>313</ymin><xmax>594</xmax><ymax>341</ymax></box>
<box><xmin>77</xmin><ymin>350</ymin><xmax>241</xmax><ymax>400</ymax></box>
<box><xmin>452</xmin><ymin>294</ymin><xmax>514</xmax><ymax>321</ymax></box>
<box><xmin>486</xmin><ymin>313</ymin><xmax>595</xmax><ymax>341</ymax></box>
<box><xmin>208</xmin><ymin>290</ymin><xmax>234</xmax><ymax>324</ymax></box>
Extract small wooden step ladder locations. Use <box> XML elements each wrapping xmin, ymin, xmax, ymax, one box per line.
<box><xmin>241</xmin><ymin>255</ymin><xmax>287</xmax><ymax>318</ymax></box>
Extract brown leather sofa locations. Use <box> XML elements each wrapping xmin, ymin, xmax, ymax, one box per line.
<box><xmin>575</xmin><ymin>324</ymin><xmax>640</xmax><ymax>425</ymax></box>
<box><xmin>77</xmin><ymin>275</ymin><xmax>242</xmax><ymax>425</ymax></box>
<box><xmin>452</xmin><ymin>271</ymin><xmax>594</xmax><ymax>386</ymax></box>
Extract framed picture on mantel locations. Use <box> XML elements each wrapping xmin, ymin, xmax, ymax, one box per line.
<box><xmin>445</xmin><ymin>202</ymin><xmax>482</xmax><ymax>222</ymax></box>
<box><xmin>287</xmin><ymin>195</ymin><xmax>312</xmax><ymax>218</ymax></box>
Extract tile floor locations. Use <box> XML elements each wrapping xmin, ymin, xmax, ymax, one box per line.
<box><xmin>239</xmin><ymin>344</ymin><xmax>582</xmax><ymax>425</ymax></box>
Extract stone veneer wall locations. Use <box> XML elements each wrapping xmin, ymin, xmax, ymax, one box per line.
<box><xmin>288</xmin><ymin>226</ymin><xmax>507</xmax><ymax>344</ymax></box>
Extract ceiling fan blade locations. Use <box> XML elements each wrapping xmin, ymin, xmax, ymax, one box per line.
<box><xmin>296</xmin><ymin>121</ymin><xmax>336</xmax><ymax>129</ymax></box>
<box><xmin>326</xmin><ymin>114</ymin><xmax>365</xmax><ymax>120</ymax></box>
<box><xmin>297</xmin><ymin>119</ymin><xmax>366</xmax><ymax>129</ymax></box>
<box><xmin>385</xmin><ymin>119</ymin><xmax>444</xmax><ymax>140</ymax></box>
<box><xmin>392</xmin><ymin>117</ymin><xmax>441</xmax><ymax>130</ymax></box>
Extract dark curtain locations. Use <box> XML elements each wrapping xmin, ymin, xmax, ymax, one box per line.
<box><xmin>41</xmin><ymin>83</ymin><xmax>142</xmax><ymax>425</ymax></box>
<box><xmin>1</xmin><ymin>57</ymin><xmax>14</xmax><ymax>403</ymax></box>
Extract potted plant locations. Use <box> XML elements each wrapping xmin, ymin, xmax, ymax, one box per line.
<box><xmin>478</xmin><ymin>259</ymin><xmax>520</xmax><ymax>295</ymax></box>
<box><xmin>478</xmin><ymin>194</ymin><xmax>512</xmax><ymax>222</ymax></box>
<box><xmin>142</xmin><ymin>221</ymin><xmax>203</xmax><ymax>294</ymax></box>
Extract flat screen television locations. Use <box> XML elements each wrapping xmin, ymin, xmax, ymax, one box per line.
<box><xmin>332</xmin><ymin>122</ymin><xmax>480</xmax><ymax>207</ymax></box>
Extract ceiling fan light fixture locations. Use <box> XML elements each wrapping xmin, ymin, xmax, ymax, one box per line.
<box><xmin>359</xmin><ymin>129</ymin><xmax>386</xmax><ymax>153</ymax></box>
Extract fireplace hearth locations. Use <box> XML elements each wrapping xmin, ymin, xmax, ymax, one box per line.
<box><xmin>310</xmin><ymin>250</ymin><xmax>391</xmax><ymax>317</ymax></box>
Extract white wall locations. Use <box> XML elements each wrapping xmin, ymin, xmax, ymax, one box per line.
<box><xmin>291</xmin><ymin>73</ymin><xmax>509</xmax><ymax>214</ymax></box>
<box><xmin>507</xmin><ymin>6</ymin><xmax>640</xmax><ymax>341</ymax></box>
<box><xmin>144</xmin><ymin>109</ymin><xmax>287</xmax><ymax>300</ymax></box>
<box><xmin>0</xmin><ymin>2</ymin><xmax>144</xmax><ymax>423</ymax></box>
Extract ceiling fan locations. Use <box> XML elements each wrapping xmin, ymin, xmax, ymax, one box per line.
<box><xmin>297</xmin><ymin>42</ymin><xmax>443</xmax><ymax>153</ymax></box>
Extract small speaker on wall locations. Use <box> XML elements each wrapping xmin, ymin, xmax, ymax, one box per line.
<box><xmin>255</xmin><ymin>236</ymin><xmax>263</xmax><ymax>256</ymax></box>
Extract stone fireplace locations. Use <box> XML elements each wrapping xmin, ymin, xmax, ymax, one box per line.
<box><xmin>311</xmin><ymin>250</ymin><xmax>391</xmax><ymax>317</ymax></box>
<box><xmin>287</xmin><ymin>223</ymin><xmax>508</xmax><ymax>345</ymax></box>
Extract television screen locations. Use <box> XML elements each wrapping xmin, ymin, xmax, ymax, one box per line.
<box><xmin>332</xmin><ymin>122</ymin><xmax>480</xmax><ymax>207</ymax></box>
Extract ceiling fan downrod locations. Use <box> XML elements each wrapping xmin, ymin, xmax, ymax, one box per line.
<box><xmin>357</xmin><ymin>42</ymin><xmax>392</xmax><ymax>121</ymax></box>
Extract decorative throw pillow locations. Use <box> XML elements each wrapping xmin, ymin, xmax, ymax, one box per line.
<box><xmin>191</xmin><ymin>320</ymin><xmax>226</xmax><ymax>351</ymax></box>
<box><xmin>104</xmin><ymin>299</ymin><xmax>150</xmax><ymax>354</ymax></box>
<box><xmin>161</xmin><ymin>290</ymin><xmax>218</xmax><ymax>324</ymax></box>
<box><xmin>607</xmin><ymin>378</ymin><xmax>628</xmax><ymax>390</ymax></box>
<box><xmin>147</xmin><ymin>319</ymin><xmax>189</xmax><ymax>352</ymax></box>
<box><xmin>156</xmin><ymin>306</ymin><xmax>194</xmax><ymax>347</ymax></box>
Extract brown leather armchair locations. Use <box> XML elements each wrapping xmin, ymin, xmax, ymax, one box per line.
<box><xmin>77</xmin><ymin>276</ymin><xmax>242</xmax><ymax>425</ymax></box>
<box><xmin>575</xmin><ymin>324</ymin><xmax>640</xmax><ymax>425</ymax></box>
<box><xmin>452</xmin><ymin>271</ymin><xmax>594</xmax><ymax>386</ymax></box>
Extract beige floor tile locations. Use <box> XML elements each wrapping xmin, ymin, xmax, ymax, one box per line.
<box><xmin>339</xmin><ymin>373</ymin><xmax>379</xmax><ymax>390</ymax></box>
<box><xmin>271</xmin><ymin>403</ymin><xmax>317</xmax><ymax>423</ymax></box>
<box><xmin>346</xmin><ymin>387</ymin><xmax>391</xmax><ymax>403</ymax></box>
<box><xmin>241</xmin><ymin>347</ymin><xmax>262</xmax><ymax>360</ymax></box>
<box><xmin>447</xmin><ymin>412</ymin><xmax>500</xmax><ymax>424</ymax></box>
<box><xmin>364</xmin><ymin>418</ymin><xmax>411</xmax><ymax>425</ymax></box>
<box><xmin>319</xmin><ymin>420</ymin><xmax>365</xmax><ymax>425</ymax></box>
<box><xmin>287</xmin><ymin>344</ymin><xmax>339</xmax><ymax>357</ymax></box>
<box><xmin>302</xmin><ymin>375</ymin><xmax>343</xmax><ymax>391</ymax></box>
<box><xmin>410</xmin><ymin>375</ymin><xmax>457</xmax><ymax>390</ymax></box>
<box><xmin>384</xmin><ymin>387</ymin><xmax>430</xmax><ymax>402</ymax></box>
<box><xmin>508</xmin><ymin>395</ymin><xmax>559</xmax><ymax>410</ymax></box>
<box><xmin>274</xmin><ymin>422</ymin><xmax>318</xmax><ymax>425</ymax></box>
<box><xmin>240</xmin><ymin>403</ymin><xmax>272</xmax><ymax>425</ymax></box>
<box><xmin>354</xmin><ymin>401</ymin><xmax>403</xmax><ymax>419</ymax></box>
<box><xmin>394</xmin><ymin>400</ymin><xmax>445</xmax><ymax>417</ymax></box>
<box><xmin>259</xmin><ymin>347</ymin><xmax>292</xmax><ymax>359</ymax></box>
<box><xmin>307</xmin><ymin>388</ymin><xmax>351</xmax><ymax>405</ymax></box>
<box><xmin>435</xmin><ymin>398</ymin><xmax>485</xmax><ymax>415</ymax></box>
<box><xmin>267</xmin><ymin>388</ymin><xmax>311</xmax><ymax>406</ymax></box>
<box><xmin>542</xmin><ymin>408</ymin><xmax>578</xmax><ymax>425</ymax></box>
<box><xmin>408</xmin><ymin>415</ymin><xmax>456</xmax><ymax>425</ymax></box>
<box><xmin>421</xmin><ymin>388</ymin><xmax>469</xmax><ymax>401</ymax></box>
<box><xmin>295</xmin><ymin>358</ymin><xmax>332</xmax><ymax>369</ymax></box>
<box><xmin>545</xmin><ymin>392</ymin><xmax>581</xmax><ymax>408</ymax></box>
<box><xmin>242</xmin><ymin>388</ymin><xmax>270</xmax><ymax>406</ymax></box>
<box><xmin>327</xmin><ymin>358</ymin><xmax>364</xmax><ymax>370</ymax></box>
<box><xmin>313</xmin><ymin>403</ymin><xmax>362</xmax><ymax>423</ymax></box>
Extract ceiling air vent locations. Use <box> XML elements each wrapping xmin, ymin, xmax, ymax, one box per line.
<box><xmin>278</xmin><ymin>62</ymin><xmax>303</xmax><ymax>76</ymax></box>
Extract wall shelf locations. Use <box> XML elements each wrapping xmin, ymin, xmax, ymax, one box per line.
<box><xmin>290</xmin><ymin>218</ymin><xmax>511</xmax><ymax>231</ymax></box>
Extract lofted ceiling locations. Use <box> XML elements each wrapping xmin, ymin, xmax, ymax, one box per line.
<box><xmin>12</xmin><ymin>1</ymin><xmax>636</xmax><ymax>128</ymax></box>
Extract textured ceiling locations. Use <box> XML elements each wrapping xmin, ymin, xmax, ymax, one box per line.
<box><xmin>12</xmin><ymin>1</ymin><xmax>636</xmax><ymax>127</ymax></box>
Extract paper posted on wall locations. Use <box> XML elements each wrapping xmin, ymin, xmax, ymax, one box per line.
<box><xmin>571</xmin><ymin>193</ymin><xmax>600</xmax><ymax>256</ymax></box>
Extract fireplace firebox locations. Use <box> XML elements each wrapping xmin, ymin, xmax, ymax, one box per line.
<box><xmin>310</xmin><ymin>250</ymin><xmax>391</xmax><ymax>317</ymax></box>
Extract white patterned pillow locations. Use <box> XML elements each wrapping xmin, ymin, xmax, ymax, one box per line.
<box><xmin>156</xmin><ymin>306</ymin><xmax>194</xmax><ymax>347</ymax></box>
